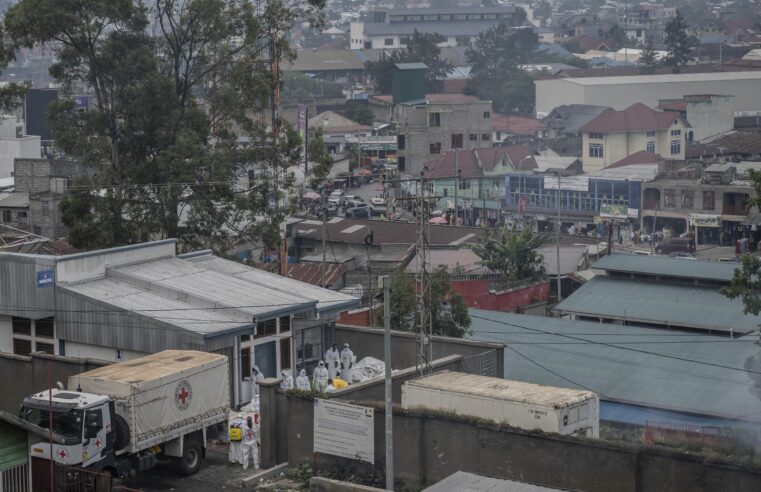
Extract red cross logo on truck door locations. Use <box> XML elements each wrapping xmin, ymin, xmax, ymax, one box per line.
<box><xmin>95</xmin><ymin>438</ymin><xmax>101</xmax><ymax>448</ymax></box>
<box><xmin>58</xmin><ymin>449</ymin><xmax>67</xmax><ymax>460</ymax></box>
<box><xmin>175</xmin><ymin>380</ymin><xmax>192</xmax><ymax>410</ymax></box>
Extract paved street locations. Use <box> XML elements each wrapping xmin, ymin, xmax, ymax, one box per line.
<box><xmin>121</xmin><ymin>443</ymin><xmax>255</xmax><ymax>491</ymax></box>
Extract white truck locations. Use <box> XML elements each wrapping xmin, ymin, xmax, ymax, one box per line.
<box><xmin>19</xmin><ymin>350</ymin><xmax>230</xmax><ymax>477</ymax></box>
<box><xmin>402</xmin><ymin>371</ymin><xmax>599</xmax><ymax>438</ymax></box>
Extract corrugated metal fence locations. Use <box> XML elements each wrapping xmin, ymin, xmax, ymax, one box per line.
<box><xmin>642</xmin><ymin>420</ymin><xmax>734</xmax><ymax>453</ymax></box>
<box><xmin>461</xmin><ymin>349</ymin><xmax>498</xmax><ymax>377</ymax></box>
<box><xmin>0</xmin><ymin>463</ymin><xmax>29</xmax><ymax>492</ymax></box>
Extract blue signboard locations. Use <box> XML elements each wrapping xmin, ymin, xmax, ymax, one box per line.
<box><xmin>37</xmin><ymin>270</ymin><xmax>54</xmax><ymax>288</ymax></box>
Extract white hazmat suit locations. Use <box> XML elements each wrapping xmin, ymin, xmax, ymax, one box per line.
<box><xmin>252</xmin><ymin>366</ymin><xmax>264</xmax><ymax>396</ymax></box>
<box><xmin>280</xmin><ymin>369</ymin><xmax>294</xmax><ymax>390</ymax></box>
<box><xmin>228</xmin><ymin>414</ymin><xmax>245</xmax><ymax>464</ymax></box>
<box><xmin>241</xmin><ymin>417</ymin><xmax>259</xmax><ymax>471</ymax></box>
<box><xmin>324</xmin><ymin>345</ymin><xmax>340</xmax><ymax>380</ymax></box>
<box><xmin>295</xmin><ymin>369</ymin><xmax>311</xmax><ymax>391</ymax></box>
<box><xmin>340</xmin><ymin>344</ymin><xmax>354</xmax><ymax>375</ymax></box>
<box><xmin>313</xmin><ymin>361</ymin><xmax>329</xmax><ymax>392</ymax></box>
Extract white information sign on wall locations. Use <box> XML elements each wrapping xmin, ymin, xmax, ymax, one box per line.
<box><xmin>313</xmin><ymin>399</ymin><xmax>374</xmax><ymax>463</ymax></box>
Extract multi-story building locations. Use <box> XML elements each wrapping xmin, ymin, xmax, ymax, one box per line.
<box><xmin>350</xmin><ymin>5</ymin><xmax>525</xmax><ymax>50</ymax></box>
<box><xmin>370</xmin><ymin>64</ymin><xmax>493</xmax><ymax>176</ymax></box>
<box><xmin>0</xmin><ymin>115</ymin><xmax>41</xmax><ymax>178</ymax></box>
<box><xmin>657</xmin><ymin>94</ymin><xmax>734</xmax><ymax>142</ymax></box>
<box><xmin>579</xmin><ymin>103</ymin><xmax>688</xmax><ymax>172</ymax></box>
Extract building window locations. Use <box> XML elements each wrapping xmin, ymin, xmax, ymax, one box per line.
<box><xmin>426</xmin><ymin>181</ymin><xmax>435</xmax><ymax>194</ymax></box>
<box><xmin>279</xmin><ymin>316</ymin><xmax>291</xmax><ymax>333</ymax></box>
<box><xmin>256</xmin><ymin>318</ymin><xmax>277</xmax><ymax>338</ymax></box>
<box><xmin>397</xmin><ymin>134</ymin><xmax>405</xmax><ymax>150</ymax></box>
<box><xmin>12</xmin><ymin>317</ymin><xmax>31</xmax><ymax>335</ymax></box>
<box><xmin>400</xmin><ymin>36</ymin><xmax>409</xmax><ymax>46</ymax></box>
<box><xmin>646</xmin><ymin>131</ymin><xmax>656</xmax><ymax>137</ymax></box>
<box><xmin>483</xmin><ymin>111</ymin><xmax>490</xmax><ymax>119</ymax></box>
<box><xmin>664</xmin><ymin>189</ymin><xmax>676</xmax><ymax>207</ymax></box>
<box><xmin>469</xmin><ymin>134</ymin><xmax>478</xmax><ymax>141</ymax></box>
<box><xmin>35</xmin><ymin>342</ymin><xmax>54</xmax><ymax>354</ymax></box>
<box><xmin>646</xmin><ymin>141</ymin><xmax>655</xmax><ymax>153</ymax></box>
<box><xmin>451</xmin><ymin>134</ymin><xmax>463</xmax><ymax>149</ymax></box>
<box><xmin>588</xmin><ymin>133</ymin><xmax>603</xmax><ymax>139</ymax></box>
<box><xmin>429</xmin><ymin>113</ymin><xmax>441</xmax><ymax>127</ymax></box>
<box><xmin>681</xmin><ymin>190</ymin><xmax>694</xmax><ymax>208</ymax></box>
<box><xmin>703</xmin><ymin>191</ymin><xmax>715</xmax><ymax>210</ymax></box>
<box><xmin>35</xmin><ymin>317</ymin><xmax>54</xmax><ymax>338</ymax></box>
<box><xmin>588</xmin><ymin>144</ymin><xmax>604</xmax><ymax>158</ymax></box>
<box><xmin>482</xmin><ymin>133</ymin><xmax>490</xmax><ymax>141</ymax></box>
<box><xmin>458</xmin><ymin>179</ymin><xmax>471</xmax><ymax>190</ymax></box>
<box><xmin>429</xmin><ymin>142</ymin><xmax>441</xmax><ymax>154</ymax></box>
<box><xmin>384</xmin><ymin>38</ymin><xmax>393</xmax><ymax>46</ymax></box>
<box><xmin>13</xmin><ymin>338</ymin><xmax>32</xmax><ymax>356</ymax></box>
<box><xmin>671</xmin><ymin>129</ymin><xmax>681</xmax><ymax>136</ymax></box>
<box><xmin>1</xmin><ymin>210</ymin><xmax>10</xmax><ymax>222</ymax></box>
<box><xmin>670</xmin><ymin>140</ymin><xmax>681</xmax><ymax>155</ymax></box>
<box><xmin>18</xmin><ymin>211</ymin><xmax>27</xmax><ymax>219</ymax></box>
<box><xmin>280</xmin><ymin>338</ymin><xmax>291</xmax><ymax>370</ymax></box>
<box><xmin>42</xmin><ymin>201</ymin><xmax>49</xmax><ymax>217</ymax></box>
<box><xmin>398</xmin><ymin>156</ymin><xmax>405</xmax><ymax>172</ymax></box>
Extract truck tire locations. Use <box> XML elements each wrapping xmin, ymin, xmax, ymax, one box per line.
<box><xmin>172</xmin><ymin>441</ymin><xmax>202</xmax><ymax>476</ymax></box>
<box><xmin>113</xmin><ymin>414</ymin><xmax>130</xmax><ymax>451</ymax></box>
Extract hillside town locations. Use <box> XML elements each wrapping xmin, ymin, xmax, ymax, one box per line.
<box><xmin>1</xmin><ymin>0</ymin><xmax>761</xmax><ymax>491</ymax></box>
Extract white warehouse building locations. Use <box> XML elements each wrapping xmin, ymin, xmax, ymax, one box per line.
<box><xmin>535</xmin><ymin>71</ymin><xmax>761</xmax><ymax>117</ymax></box>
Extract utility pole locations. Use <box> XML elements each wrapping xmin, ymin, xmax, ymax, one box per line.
<box><xmin>321</xmin><ymin>190</ymin><xmax>327</xmax><ymax>287</ymax></box>
<box><xmin>454</xmin><ymin>150</ymin><xmax>459</xmax><ymax>226</ymax></box>
<box><xmin>382</xmin><ymin>275</ymin><xmax>394</xmax><ymax>492</ymax></box>
<box><xmin>554</xmin><ymin>172</ymin><xmax>562</xmax><ymax>303</ymax></box>
<box><xmin>416</xmin><ymin>174</ymin><xmax>433</xmax><ymax>374</ymax></box>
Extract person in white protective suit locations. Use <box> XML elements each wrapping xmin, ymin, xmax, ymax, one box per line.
<box><xmin>340</xmin><ymin>343</ymin><xmax>354</xmax><ymax>376</ymax></box>
<box><xmin>280</xmin><ymin>369</ymin><xmax>294</xmax><ymax>390</ymax></box>
<box><xmin>228</xmin><ymin>413</ymin><xmax>245</xmax><ymax>463</ymax></box>
<box><xmin>324</xmin><ymin>344</ymin><xmax>340</xmax><ymax>380</ymax></box>
<box><xmin>295</xmin><ymin>369</ymin><xmax>311</xmax><ymax>391</ymax></box>
<box><xmin>313</xmin><ymin>361</ymin><xmax>329</xmax><ymax>392</ymax></box>
<box><xmin>252</xmin><ymin>366</ymin><xmax>264</xmax><ymax>396</ymax></box>
<box><xmin>240</xmin><ymin>416</ymin><xmax>259</xmax><ymax>470</ymax></box>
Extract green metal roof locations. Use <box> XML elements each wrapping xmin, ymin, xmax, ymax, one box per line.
<box><xmin>555</xmin><ymin>276</ymin><xmax>758</xmax><ymax>334</ymax></box>
<box><xmin>592</xmin><ymin>254</ymin><xmax>739</xmax><ymax>282</ymax></box>
<box><xmin>468</xmin><ymin>310</ymin><xmax>761</xmax><ymax>423</ymax></box>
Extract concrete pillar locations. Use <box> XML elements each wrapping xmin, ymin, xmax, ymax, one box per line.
<box><xmin>258</xmin><ymin>377</ymin><xmax>281</xmax><ymax>469</ymax></box>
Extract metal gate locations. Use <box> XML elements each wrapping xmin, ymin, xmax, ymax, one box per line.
<box><xmin>59</xmin><ymin>467</ymin><xmax>112</xmax><ymax>492</ymax></box>
<box><xmin>461</xmin><ymin>349</ymin><xmax>498</xmax><ymax>377</ymax></box>
<box><xmin>0</xmin><ymin>463</ymin><xmax>29</xmax><ymax>492</ymax></box>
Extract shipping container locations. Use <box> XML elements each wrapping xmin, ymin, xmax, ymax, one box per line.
<box><xmin>402</xmin><ymin>371</ymin><xmax>599</xmax><ymax>437</ymax></box>
<box><xmin>69</xmin><ymin>350</ymin><xmax>230</xmax><ymax>453</ymax></box>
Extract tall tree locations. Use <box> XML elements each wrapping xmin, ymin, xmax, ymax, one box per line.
<box><xmin>376</xmin><ymin>267</ymin><xmax>471</xmax><ymax>338</ymax></box>
<box><xmin>465</xmin><ymin>24</ymin><xmax>538</xmax><ymax>114</ymax></box>
<box><xmin>351</xmin><ymin>104</ymin><xmax>375</xmax><ymax>126</ymax></box>
<box><xmin>5</xmin><ymin>0</ymin><xmax>323</xmax><ymax>251</ymax></box>
<box><xmin>365</xmin><ymin>30</ymin><xmax>454</xmax><ymax>94</ymax></box>
<box><xmin>639</xmin><ymin>40</ymin><xmax>659</xmax><ymax>74</ymax></box>
<box><xmin>470</xmin><ymin>227</ymin><xmax>545</xmax><ymax>282</ymax></box>
<box><xmin>664</xmin><ymin>10</ymin><xmax>691</xmax><ymax>73</ymax></box>
<box><xmin>307</xmin><ymin>128</ymin><xmax>332</xmax><ymax>189</ymax></box>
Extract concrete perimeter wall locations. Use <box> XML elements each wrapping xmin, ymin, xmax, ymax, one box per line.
<box><xmin>278</xmin><ymin>395</ymin><xmax>761</xmax><ymax>491</ymax></box>
<box><xmin>335</xmin><ymin>324</ymin><xmax>504</xmax><ymax>378</ymax></box>
<box><xmin>0</xmin><ymin>352</ymin><xmax>109</xmax><ymax>413</ymax></box>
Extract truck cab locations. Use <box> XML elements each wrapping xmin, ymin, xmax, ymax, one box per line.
<box><xmin>20</xmin><ymin>389</ymin><xmax>114</xmax><ymax>470</ymax></box>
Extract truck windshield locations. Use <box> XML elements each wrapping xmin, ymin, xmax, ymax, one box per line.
<box><xmin>20</xmin><ymin>407</ymin><xmax>83</xmax><ymax>444</ymax></box>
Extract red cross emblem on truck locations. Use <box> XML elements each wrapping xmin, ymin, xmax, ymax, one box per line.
<box><xmin>95</xmin><ymin>438</ymin><xmax>101</xmax><ymax>448</ymax></box>
<box><xmin>175</xmin><ymin>380</ymin><xmax>192</xmax><ymax>410</ymax></box>
<box><xmin>58</xmin><ymin>449</ymin><xmax>67</xmax><ymax>459</ymax></box>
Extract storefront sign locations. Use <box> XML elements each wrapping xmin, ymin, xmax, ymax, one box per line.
<box><xmin>543</xmin><ymin>175</ymin><xmax>589</xmax><ymax>192</ymax></box>
<box><xmin>689</xmin><ymin>214</ymin><xmax>721</xmax><ymax>227</ymax></box>
<box><xmin>599</xmin><ymin>204</ymin><xmax>628</xmax><ymax>219</ymax></box>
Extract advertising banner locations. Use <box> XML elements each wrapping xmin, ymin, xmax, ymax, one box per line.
<box><xmin>599</xmin><ymin>203</ymin><xmax>628</xmax><ymax>219</ymax></box>
<box><xmin>689</xmin><ymin>214</ymin><xmax>721</xmax><ymax>227</ymax></box>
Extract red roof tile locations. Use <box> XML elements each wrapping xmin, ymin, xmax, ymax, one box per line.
<box><xmin>608</xmin><ymin>150</ymin><xmax>663</xmax><ymax>168</ymax></box>
<box><xmin>491</xmin><ymin>113</ymin><xmax>544</xmax><ymax>136</ymax></box>
<box><xmin>423</xmin><ymin>146</ymin><xmax>536</xmax><ymax>178</ymax></box>
<box><xmin>580</xmin><ymin>103</ymin><xmax>687</xmax><ymax>134</ymax></box>
<box><xmin>284</xmin><ymin>262</ymin><xmax>349</xmax><ymax>288</ymax></box>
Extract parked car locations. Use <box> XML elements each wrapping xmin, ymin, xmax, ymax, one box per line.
<box><xmin>328</xmin><ymin>190</ymin><xmax>344</xmax><ymax>207</ymax></box>
<box><xmin>346</xmin><ymin>203</ymin><xmax>372</xmax><ymax>219</ymax></box>
<box><xmin>370</xmin><ymin>197</ymin><xmax>386</xmax><ymax>206</ymax></box>
<box><xmin>654</xmin><ymin>238</ymin><xmax>695</xmax><ymax>255</ymax></box>
<box><xmin>342</xmin><ymin>195</ymin><xmax>365</xmax><ymax>208</ymax></box>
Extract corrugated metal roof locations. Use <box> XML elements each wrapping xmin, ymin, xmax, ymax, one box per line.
<box><xmin>555</xmin><ymin>276</ymin><xmax>756</xmax><ymax>334</ymax></box>
<box><xmin>423</xmin><ymin>471</ymin><xmax>564</xmax><ymax>492</ymax></box>
<box><xmin>113</xmin><ymin>257</ymin><xmax>316</xmax><ymax>320</ymax></box>
<box><xmin>363</xmin><ymin>20</ymin><xmax>506</xmax><ymax>37</ymax></box>
<box><xmin>561</xmin><ymin>70</ymin><xmax>761</xmax><ymax>85</ymax></box>
<box><xmin>592</xmin><ymin>254</ymin><xmax>737</xmax><ymax>282</ymax></box>
<box><xmin>468</xmin><ymin>310</ymin><xmax>761</xmax><ymax>422</ymax></box>
<box><xmin>0</xmin><ymin>192</ymin><xmax>29</xmax><ymax>208</ymax></box>
<box><xmin>184</xmin><ymin>254</ymin><xmax>360</xmax><ymax>315</ymax></box>
<box><xmin>61</xmin><ymin>278</ymin><xmax>249</xmax><ymax>335</ymax></box>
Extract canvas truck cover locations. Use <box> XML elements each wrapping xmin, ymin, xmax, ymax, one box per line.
<box><xmin>69</xmin><ymin>350</ymin><xmax>229</xmax><ymax>452</ymax></box>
